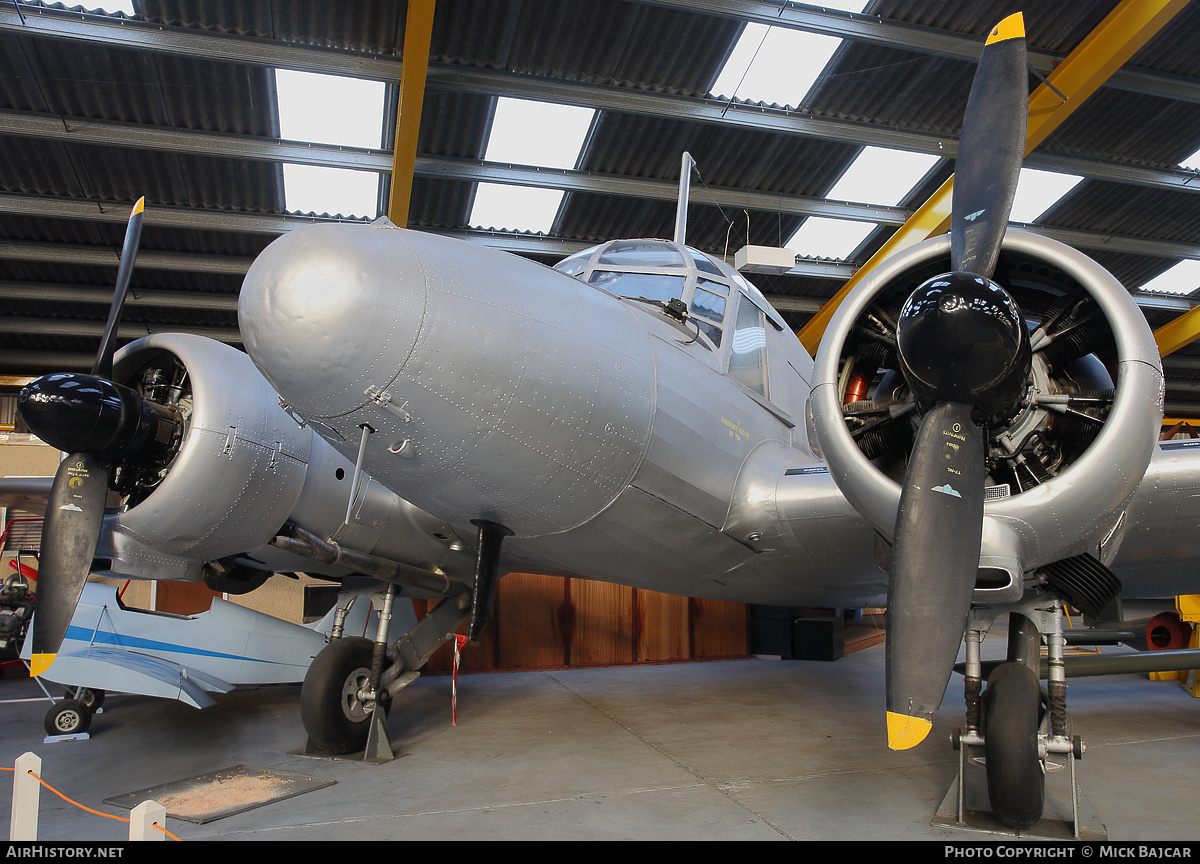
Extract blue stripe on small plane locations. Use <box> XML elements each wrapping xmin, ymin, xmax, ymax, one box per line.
<box><xmin>63</xmin><ymin>625</ymin><xmax>288</xmax><ymax>665</ymax></box>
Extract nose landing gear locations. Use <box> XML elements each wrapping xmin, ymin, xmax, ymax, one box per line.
<box><xmin>933</xmin><ymin>597</ymin><xmax>1106</xmax><ymax>840</ymax></box>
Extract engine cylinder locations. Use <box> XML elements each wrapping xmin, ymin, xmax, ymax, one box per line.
<box><xmin>811</xmin><ymin>229</ymin><xmax>1163</xmax><ymax>571</ymax></box>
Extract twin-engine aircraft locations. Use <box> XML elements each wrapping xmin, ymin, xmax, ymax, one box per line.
<box><xmin>10</xmin><ymin>14</ymin><xmax>1200</xmax><ymax>830</ymax></box>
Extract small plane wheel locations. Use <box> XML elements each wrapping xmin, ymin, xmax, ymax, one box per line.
<box><xmin>301</xmin><ymin>637</ymin><xmax>388</xmax><ymax>754</ymax></box>
<box><xmin>982</xmin><ymin>662</ymin><xmax>1045</xmax><ymax>829</ymax></box>
<box><xmin>69</xmin><ymin>687</ymin><xmax>105</xmax><ymax>711</ymax></box>
<box><xmin>44</xmin><ymin>699</ymin><xmax>91</xmax><ymax>737</ymax></box>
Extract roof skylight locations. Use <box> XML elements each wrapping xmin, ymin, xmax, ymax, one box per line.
<box><xmin>275</xmin><ymin>69</ymin><xmax>386</xmax><ymax>218</ymax></box>
<box><xmin>468</xmin><ymin>98</ymin><xmax>595</xmax><ymax>233</ymax></box>
<box><xmin>1139</xmin><ymin>260</ymin><xmax>1200</xmax><ymax>296</ymax></box>
<box><xmin>1008</xmin><ymin>168</ymin><xmax>1083</xmax><ymax>224</ymax></box>
<box><xmin>1180</xmin><ymin>146</ymin><xmax>1200</xmax><ymax>171</ymax></box>
<box><xmin>710</xmin><ymin>3</ymin><xmax>868</xmax><ymax>106</ymax></box>
<box><xmin>482</xmin><ymin>97</ymin><xmax>594</xmax><ymax>170</ymax></box>
<box><xmin>470</xmin><ymin>183</ymin><xmax>566</xmax><ymax>234</ymax></box>
<box><xmin>780</xmin><ymin>145</ymin><xmax>935</xmax><ymax>261</ymax></box>
<box><xmin>710</xmin><ymin>24</ymin><xmax>840</xmax><ymax>106</ymax></box>
<box><xmin>827</xmin><ymin>146</ymin><xmax>940</xmax><ymax>206</ymax></box>
<box><xmin>785</xmin><ymin>217</ymin><xmax>876</xmax><ymax>261</ymax></box>
<box><xmin>78</xmin><ymin>1</ymin><xmax>135</xmax><ymax>13</ymax></box>
<box><xmin>282</xmin><ymin>164</ymin><xmax>380</xmax><ymax>218</ymax></box>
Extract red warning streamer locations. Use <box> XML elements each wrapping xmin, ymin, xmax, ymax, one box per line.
<box><xmin>452</xmin><ymin>634</ymin><xmax>468</xmax><ymax>726</ymax></box>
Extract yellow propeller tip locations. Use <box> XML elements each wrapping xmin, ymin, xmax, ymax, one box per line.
<box><xmin>131</xmin><ymin>196</ymin><xmax>145</xmax><ymax>216</ymax></box>
<box><xmin>29</xmin><ymin>653</ymin><xmax>56</xmax><ymax>677</ymax></box>
<box><xmin>886</xmin><ymin>711</ymin><xmax>933</xmax><ymax>750</ymax></box>
<box><xmin>986</xmin><ymin>12</ymin><xmax>1024</xmax><ymax>45</ymax></box>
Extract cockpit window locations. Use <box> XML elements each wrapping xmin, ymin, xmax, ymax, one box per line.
<box><xmin>554</xmin><ymin>248</ymin><xmax>595</xmax><ymax>277</ymax></box>
<box><xmin>596</xmin><ymin>240</ymin><xmax>685</xmax><ymax>269</ymax></box>
<box><xmin>689</xmin><ymin>287</ymin><xmax>726</xmax><ymax>347</ymax></box>
<box><xmin>588</xmin><ymin>270</ymin><xmax>685</xmax><ymax>305</ymax></box>
<box><xmin>693</xmin><ymin>253</ymin><xmax>726</xmax><ymax>278</ymax></box>
<box><xmin>555</xmin><ymin>239</ymin><xmax>780</xmax><ymax>356</ymax></box>
<box><xmin>729</xmin><ymin>296</ymin><xmax>769</xmax><ymax>398</ymax></box>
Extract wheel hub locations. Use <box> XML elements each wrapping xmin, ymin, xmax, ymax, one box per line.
<box><xmin>340</xmin><ymin>666</ymin><xmax>374</xmax><ymax>722</ymax></box>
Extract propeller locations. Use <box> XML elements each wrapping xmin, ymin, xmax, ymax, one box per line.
<box><xmin>884</xmin><ymin>13</ymin><xmax>1031</xmax><ymax>749</ymax></box>
<box><xmin>15</xmin><ymin>198</ymin><xmax>178</xmax><ymax>677</ymax></box>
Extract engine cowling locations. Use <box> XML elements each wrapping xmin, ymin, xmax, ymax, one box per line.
<box><xmin>810</xmin><ymin>229</ymin><xmax>1164</xmax><ymax>601</ymax></box>
<box><xmin>94</xmin><ymin>333</ymin><xmax>471</xmax><ymax>588</ymax></box>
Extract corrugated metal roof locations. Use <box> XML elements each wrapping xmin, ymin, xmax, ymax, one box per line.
<box><xmin>0</xmin><ymin>0</ymin><xmax>1199</xmax><ymax>418</ymax></box>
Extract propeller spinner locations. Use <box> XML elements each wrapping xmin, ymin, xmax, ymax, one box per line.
<box><xmin>16</xmin><ymin>198</ymin><xmax>169</xmax><ymax>676</ymax></box>
<box><xmin>884</xmin><ymin>13</ymin><xmax>1030</xmax><ymax>749</ymax></box>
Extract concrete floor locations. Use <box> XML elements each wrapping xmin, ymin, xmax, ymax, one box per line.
<box><xmin>1</xmin><ymin>636</ymin><xmax>1197</xmax><ymax>843</ymax></box>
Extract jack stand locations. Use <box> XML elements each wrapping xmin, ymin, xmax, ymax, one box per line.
<box><xmin>933</xmin><ymin>732</ymin><xmax>1106</xmax><ymax>840</ymax></box>
<box><xmin>301</xmin><ymin>711</ymin><xmax>394</xmax><ymax>764</ymax></box>
<box><xmin>361</xmin><ymin>707</ymin><xmax>394</xmax><ymax>763</ymax></box>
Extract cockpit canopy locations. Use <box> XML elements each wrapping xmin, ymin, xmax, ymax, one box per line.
<box><xmin>553</xmin><ymin>238</ymin><xmax>786</xmax><ymax>350</ymax></box>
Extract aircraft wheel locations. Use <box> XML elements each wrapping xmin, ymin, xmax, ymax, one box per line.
<box><xmin>301</xmin><ymin>637</ymin><xmax>387</xmax><ymax>754</ymax></box>
<box><xmin>983</xmin><ymin>662</ymin><xmax>1045</xmax><ymax>829</ymax></box>
<box><xmin>44</xmin><ymin>699</ymin><xmax>91</xmax><ymax>737</ymax></box>
<box><xmin>69</xmin><ymin>687</ymin><xmax>105</xmax><ymax>711</ymax></box>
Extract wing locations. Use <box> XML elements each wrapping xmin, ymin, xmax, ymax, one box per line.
<box><xmin>29</xmin><ymin>646</ymin><xmax>231</xmax><ymax>709</ymax></box>
<box><xmin>0</xmin><ymin>475</ymin><xmax>52</xmax><ymax>515</ymax></box>
<box><xmin>1111</xmin><ymin>440</ymin><xmax>1200</xmax><ymax>597</ymax></box>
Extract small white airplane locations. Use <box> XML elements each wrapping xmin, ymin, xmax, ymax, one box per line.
<box><xmin>19</xmin><ymin>581</ymin><xmax>384</xmax><ymax>737</ymax></box>
<box><xmin>6</xmin><ymin>12</ymin><xmax>1199</xmax><ymax>831</ymax></box>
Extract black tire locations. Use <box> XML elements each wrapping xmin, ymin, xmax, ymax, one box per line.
<box><xmin>45</xmin><ymin>699</ymin><xmax>91</xmax><ymax>737</ymax></box>
<box><xmin>983</xmin><ymin>662</ymin><xmax>1045</xmax><ymax>829</ymax></box>
<box><xmin>69</xmin><ymin>687</ymin><xmax>105</xmax><ymax>711</ymax></box>
<box><xmin>300</xmin><ymin>637</ymin><xmax>386</xmax><ymax>754</ymax></box>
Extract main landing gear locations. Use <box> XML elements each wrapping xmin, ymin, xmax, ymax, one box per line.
<box><xmin>936</xmin><ymin>593</ymin><xmax>1103</xmax><ymax>839</ymax></box>
<box><xmin>42</xmin><ymin>687</ymin><xmax>105</xmax><ymax>738</ymax></box>
<box><xmin>299</xmin><ymin>520</ymin><xmax>509</xmax><ymax>760</ymax></box>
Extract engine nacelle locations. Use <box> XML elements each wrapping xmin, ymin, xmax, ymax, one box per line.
<box><xmin>810</xmin><ymin>230</ymin><xmax>1164</xmax><ymax>598</ymax></box>
<box><xmin>95</xmin><ymin>334</ymin><xmax>471</xmax><ymax>588</ymax></box>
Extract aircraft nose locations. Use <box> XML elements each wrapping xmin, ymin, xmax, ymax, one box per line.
<box><xmin>238</xmin><ymin>221</ymin><xmax>427</xmax><ymax>418</ymax></box>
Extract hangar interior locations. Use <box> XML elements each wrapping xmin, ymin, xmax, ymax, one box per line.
<box><xmin>4</xmin><ymin>0</ymin><xmax>1200</xmax><ymax>637</ymax></box>
<box><xmin>4</xmin><ymin>0</ymin><xmax>1200</xmax><ymax>409</ymax></box>
<box><xmin>1</xmin><ymin>0</ymin><xmax>1200</xmax><ymax>843</ymax></box>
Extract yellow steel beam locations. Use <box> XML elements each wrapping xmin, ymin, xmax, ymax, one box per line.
<box><xmin>387</xmin><ymin>0</ymin><xmax>436</xmax><ymax>226</ymax></box>
<box><xmin>1156</xmin><ymin>304</ymin><xmax>1200</xmax><ymax>357</ymax></box>
<box><xmin>797</xmin><ymin>0</ymin><xmax>1191</xmax><ymax>356</ymax></box>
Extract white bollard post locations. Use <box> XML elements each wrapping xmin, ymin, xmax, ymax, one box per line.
<box><xmin>129</xmin><ymin>800</ymin><xmax>166</xmax><ymax>841</ymax></box>
<box><xmin>10</xmin><ymin>752</ymin><xmax>41</xmax><ymax>841</ymax></box>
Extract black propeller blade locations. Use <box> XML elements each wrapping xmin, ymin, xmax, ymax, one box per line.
<box><xmin>19</xmin><ymin>198</ymin><xmax>146</xmax><ymax>676</ymax></box>
<box><xmin>950</xmin><ymin>16</ymin><xmax>1028</xmax><ymax>280</ymax></box>
<box><xmin>28</xmin><ymin>454</ymin><xmax>108</xmax><ymax>676</ymax></box>
<box><xmin>94</xmin><ymin>197</ymin><xmax>143</xmax><ymax>380</ymax></box>
<box><xmin>884</xmin><ymin>14</ymin><xmax>1030</xmax><ymax>750</ymax></box>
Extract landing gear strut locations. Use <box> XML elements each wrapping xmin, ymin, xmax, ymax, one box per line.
<box><xmin>937</xmin><ymin>594</ymin><xmax>1100</xmax><ymax>838</ymax></box>
<box><xmin>300</xmin><ymin>588</ymin><xmax>472</xmax><ymax>759</ymax></box>
<box><xmin>299</xmin><ymin>520</ymin><xmax>511</xmax><ymax>759</ymax></box>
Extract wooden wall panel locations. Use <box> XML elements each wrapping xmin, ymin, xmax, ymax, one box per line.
<box><xmin>412</xmin><ymin>573</ymin><xmax>748</xmax><ymax>673</ymax></box>
<box><xmin>570</xmin><ymin>579</ymin><xmax>634</xmax><ymax>666</ymax></box>
<box><xmin>691</xmin><ymin>597</ymin><xmax>750</xmax><ymax>658</ymax></box>
<box><xmin>155</xmin><ymin>580</ymin><xmax>220</xmax><ymax>615</ymax></box>
<box><xmin>635</xmin><ymin>589</ymin><xmax>689</xmax><ymax>662</ymax></box>
<box><xmin>413</xmin><ymin>597</ymin><xmax>496</xmax><ymax>674</ymax></box>
<box><xmin>496</xmin><ymin>571</ymin><xmax>567</xmax><ymax>669</ymax></box>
